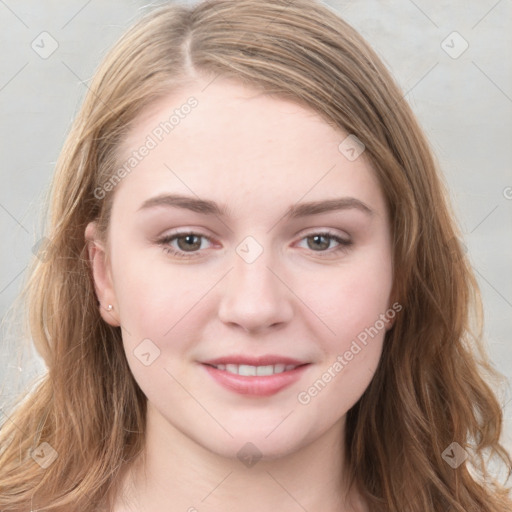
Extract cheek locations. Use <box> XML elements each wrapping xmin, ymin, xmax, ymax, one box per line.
<box><xmin>311</xmin><ymin>254</ymin><xmax>393</xmax><ymax>346</ymax></box>
<box><xmin>297</xmin><ymin>261</ymin><xmax>391</xmax><ymax>417</ymax></box>
<box><xmin>110</xmin><ymin>248</ymin><xmax>202</xmax><ymax>354</ymax></box>
<box><xmin>330</xmin><ymin>257</ymin><xmax>392</xmax><ymax>393</ymax></box>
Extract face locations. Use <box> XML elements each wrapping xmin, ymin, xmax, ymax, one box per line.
<box><xmin>86</xmin><ymin>76</ymin><xmax>395</xmax><ymax>460</ymax></box>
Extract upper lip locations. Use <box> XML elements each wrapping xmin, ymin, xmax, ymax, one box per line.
<box><xmin>201</xmin><ymin>355</ymin><xmax>309</xmax><ymax>367</ymax></box>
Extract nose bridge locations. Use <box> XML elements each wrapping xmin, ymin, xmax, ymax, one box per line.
<box><xmin>232</xmin><ymin>235</ymin><xmax>281</xmax><ymax>300</ymax></box>
<box><xmin>217</xmin><ymin>235</ymin><xmax>292</xmax><ymax>331</ymax></box>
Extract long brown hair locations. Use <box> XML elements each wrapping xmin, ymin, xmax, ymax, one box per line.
<box><xmin>1</xmin><ymin>1</ymin><xmax>510</xmax><ymax>510</ymax></box>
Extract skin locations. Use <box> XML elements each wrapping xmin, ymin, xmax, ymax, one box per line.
<box><xmin>86</xmin><ymin>76</ymin><xmax>395</xmax><ymax>512</ymax></box>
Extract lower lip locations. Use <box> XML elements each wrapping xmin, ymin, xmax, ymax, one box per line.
<box><xmin>201</xmin><ymin>363</ymin><xmax>310</xmax><ymax>396</ymax></box>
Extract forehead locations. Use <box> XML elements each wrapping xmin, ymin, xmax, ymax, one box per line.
<box><xmin>112</xmin><ymin>77</ymin><xmax>385</xmax><ymax>219</ymax></box>
<box><xmin>121</xmin><ymin>78</ymin><xmax>337</xmax><ymax>157</ymax></box>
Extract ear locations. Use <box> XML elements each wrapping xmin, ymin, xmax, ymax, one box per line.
<box><xmin>385</xmin><ymin>312</ymin><xmax>396</xmax><ymax>331</ymax></box>
<box><xmin>85</xmin><ymin>221</ymin><xmax>120</xmax><ymax>327</ymax></box>
<box><xmin>384</xmin><ymin>297</ymin><xmax>400</xmax><ymax>331</ymax></box>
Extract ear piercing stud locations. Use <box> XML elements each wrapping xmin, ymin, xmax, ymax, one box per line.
<box><xmin>107</xmin><ymin>304</ymin><xmax>113</xmax><ymax>311</ymax></box>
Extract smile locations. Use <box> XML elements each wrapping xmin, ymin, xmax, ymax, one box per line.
<box><xmin>207</xmin><ymin>363</ymin><xmax>300</xmax><ymax>376</ymax></box>
<box><xmin>201</xmin><ymin>362</ymin><xmax>311</xmax><ymax>396</ymax></box>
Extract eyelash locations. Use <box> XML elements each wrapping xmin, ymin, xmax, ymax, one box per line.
<box><xmin>157</xmin><ymin>230</ymin><xmax>353</xmax><ymax>260</ymax></box>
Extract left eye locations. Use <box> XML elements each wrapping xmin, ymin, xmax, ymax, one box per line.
<box><xmin>157</xmin><ymin>231</ymin><xmax>352</xmax><ymax>259</ymax></box>
<box><xmin>158</xmin><ymin>232</ymin><xmax>213</xmax><ymax>259</ymax></box>
<box><xmin>296</xmin><ymin>232</ymin><xmax>352</xmax><ymax>254</ymax></box>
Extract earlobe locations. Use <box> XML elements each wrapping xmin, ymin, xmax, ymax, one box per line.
<box><xmin>384</xmin><ymin>296</ymin><xmax>398</xmax><ymax>331</ymax></box>
<box><xmin>84</xmin><ymin>221</ymin><xmax>120</xmax><ymax>327</ymax></box>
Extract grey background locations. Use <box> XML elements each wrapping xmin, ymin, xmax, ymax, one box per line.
<box><xmin>1</xmin><ymin>0</ymin><xmax>511</xmax><ymax>463</ymax></box>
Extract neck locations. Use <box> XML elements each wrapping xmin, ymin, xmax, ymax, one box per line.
<box><xmin>111</xmin><ymin>403</ymin><xmax>367</xmax><ymax>512</ymax></box>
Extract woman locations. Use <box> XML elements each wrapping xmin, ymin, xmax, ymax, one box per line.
<box><xmin>0</xmin><ymin>1</ymin><xmax>510</xmax><ymax>510</ymax></box>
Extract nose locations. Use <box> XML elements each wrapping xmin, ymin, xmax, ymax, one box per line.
<box><xmin>217</xmin><ymin>245</ymin><xmax>294</xmax><ymax>334</ymax></box>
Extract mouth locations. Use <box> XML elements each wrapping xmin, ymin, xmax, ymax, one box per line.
<box><xmin>200</xmin><ymin>359</ymin><xmax>312</xmax><ymax>396</ymax></box>
<box><xmin>203</xmin><ymin>362</ymin><xmax>308</xmax><ymax>376</ymax></box>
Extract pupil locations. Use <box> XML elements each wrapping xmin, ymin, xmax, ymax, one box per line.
<box><xmin>180</xmin><ymin>235</ymin><xmax>200</xmax><ymax>251</ymax></box>
<box><xmin>310</xmin><ymin>235</ymin><xmax>328</xmax><ymax>250</ymax></box>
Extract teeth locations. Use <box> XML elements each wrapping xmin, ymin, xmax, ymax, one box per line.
<box><xmin>256</xmin><ymin>365</ymin><xmax>274</xmax><ymax>376</ymax></box>
<box><xmin>215</xmin><ymin>363</ymin><xmax>298</xmax><ymax>376</ymax></box>
<box><xmin>226</xmin><ymin>364</ymin><xmax>238</xmax><ymax>374</ymax></box>
<box><xmin>239</xmin><ymin>364</ymin><xmax>256</xmax><ymax>376</ymax></box>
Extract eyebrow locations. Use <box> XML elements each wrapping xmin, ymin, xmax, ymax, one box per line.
<box><xmin>137</xmin><ymin>193</ymin><xmax>375</xmax><ymax>218</ymax></box>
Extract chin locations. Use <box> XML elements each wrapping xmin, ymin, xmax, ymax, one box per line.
<box><xmin>198</xmin><ymin>425</ymin><xmax>313</xmax><ymax>463</ymax></box>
